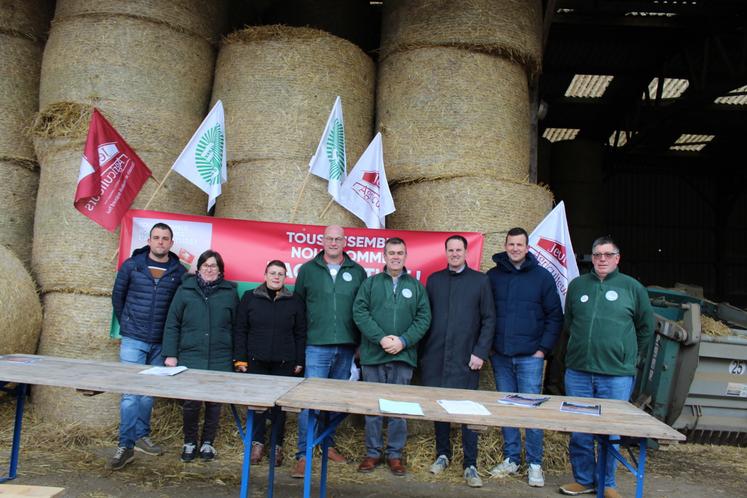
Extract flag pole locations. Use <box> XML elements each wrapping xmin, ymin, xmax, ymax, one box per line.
<box><xmin>318</xmin><ymin>198</ymin><xmax>334</xmax><ymax>219</ymax></box>
<box><xmin>289</xmin><ymin>171</ymin><xmax>311</xmax><ymax>223</ymax></box>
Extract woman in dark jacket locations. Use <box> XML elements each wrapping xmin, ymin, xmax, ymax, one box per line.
<box><xmin>163</xmin><ymin>250</ymin><xmax>238</xmax><ymax>463</ymax></box>
<box><xmin>233</xmin><ymin>260</ymin><xmax>306</xmax><ymax>467</ymax></box>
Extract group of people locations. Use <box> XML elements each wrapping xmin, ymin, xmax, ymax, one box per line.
<box><xmin>108</xmin><ymin>222</ymin><xmax>654</xmax><ymax>498</ymax></box>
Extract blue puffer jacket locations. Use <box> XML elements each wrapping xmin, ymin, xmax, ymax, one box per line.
<box><xmin>486</xmin><ymin>251</ymin><xmax>563</xmax><ymax>357</ymax></box>
<box><xmin>112</xmin><ymin>246</ymin><xmax>187</xmax><ymax>344</ymax></box>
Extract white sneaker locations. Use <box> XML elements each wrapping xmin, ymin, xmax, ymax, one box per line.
<box><xmin>463</xmin><ymin>465</ymin><xmax>483</xmax><ymax>487</ymax></box>
<box><xmin>489</xmin><ymin>457</ymin><xmax>519</xmax><ymax>478</ymax></box>
<box><xmin>528</xmin><ymin>463</ymin><xmax>545</xmax><ymax>487</ymax></box>
<box><xmin>429</xmin><ymin>454</ymin><xmax>449</xmax><ymax>474</ymax></box>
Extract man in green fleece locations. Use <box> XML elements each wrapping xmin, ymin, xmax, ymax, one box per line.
<box><xmin>353</xmin><ymin>237</ymin><xmax>431</xmax><ymax>477</ymax></box>
<box><xmin>559</xmin><ymin>236</ymin><xmax>654</xmax><ymax>498</ymax></box>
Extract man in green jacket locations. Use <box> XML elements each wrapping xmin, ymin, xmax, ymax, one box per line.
<box><xmin>353</xmin><ymin>237</ymin><xmax>431</xmax><ymax>477</ymax></box>
<box><xmin>291</xmin><ymin>225</ymin><xmax>368</xmax><ymax>477</ymax></box>
<box><xmin>560</xmin><ymin>236</ymin><xmax>654</xmax><ymax>498</ymax></box>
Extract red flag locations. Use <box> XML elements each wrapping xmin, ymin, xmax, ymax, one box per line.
<box><xmin>74</xmin><ymin>109</ymin><xmax>152</xmax><ymax>231</ymax></box>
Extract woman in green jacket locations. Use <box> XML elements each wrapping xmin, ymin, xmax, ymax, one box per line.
<box><xmin>163</xmin><ymin>250</ymin><xmax>238</xmax><ymax>463</ymax></box>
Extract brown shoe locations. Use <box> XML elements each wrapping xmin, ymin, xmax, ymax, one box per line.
<box><xmin>250</xmin><ymin>442</ymin><xmax>264</xmax><ymax>465</ymax></box>
<box><xmin>274</xmin><ymin>446</ymin><xmax>284</xmax><ymax>467</ymax></box>
<box><xmin>291</xmin><ymin>457</ymin><xmax>306</xmax><ymax>478</ymax></box>
<box><xmin>357</xmin><ymin>456</ymin><xmax>382</xmax><ymax>473</ymax></box>
<box><xmin>604</xmin><ymin>488</ymin><xmax>622</xmax><ymax>498</ymax></box>
<box><xmin>387</xmin><ymin>458</ymin><xmax>406</xmax><ymax>476</ymax></box>
<box><xmin>327</xmin><ymin>447</ymin><xmax>347</xmax><ymax>464</ymax></box>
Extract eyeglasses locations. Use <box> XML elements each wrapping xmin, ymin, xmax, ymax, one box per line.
<box><xmin>592</xmin><ymin>252</ymin><xmax>619</xmax><ymax>259</ymax></box>
<box><xmin>324</xmin><ymin>237</ymin><xmax>344</xmax><ymax>243</ymax></box>
<box><xmin>201</xmin><ymin>263</ymin><xmax>219</xmax><ymax>269</ymax></box>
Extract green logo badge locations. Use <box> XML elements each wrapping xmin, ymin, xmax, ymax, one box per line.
<box><xmin>325</xmin><ymin>119</ymin><xmax>345</xmax><ymax>181</ymax></box>
<box><xmin>195</xmin><ymin>123</ymin><xmax>224</xmax><ymax>185</ymax></box>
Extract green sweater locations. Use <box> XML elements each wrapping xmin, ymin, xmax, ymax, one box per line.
<box><xmin>294</xmin><ymin>251</ymin><xmax>368</xmax><ymax>346</ymax></box>
<box><xmin>353</xmin><ymin>269</ymin><xmax>431</xmax><ymax>368</ymax></box>
<box><xmin>564</xmin><ymin>269</ymin><xmax>654</xmax><ymax>376</ymax></box>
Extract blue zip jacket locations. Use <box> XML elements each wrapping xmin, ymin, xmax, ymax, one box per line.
<box><xmin>486</xmin><ymin>251</ymin><xmax>563</xmax><ymax>356</ymax></box>
<box><xmin>112</xmin><ymin>245</ymin><xmax>186</xmax><ymax>344</ymax></box>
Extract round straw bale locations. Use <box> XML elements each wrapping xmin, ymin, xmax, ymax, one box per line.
<box><xmin>213</xmin><ymin>25</ymin><xmax>375</xmax><ymax>165</ymax></box>
<box><xmin>33</xmin><ymin>291</ymin><xmax>119</xmax><ymax>429</ymax></box>
<box><xmin>0</xmin><ymin>245</ymin><xmax>42</xmax><ymax>355</ymax></box>
<box><xmin>0</xmin><ymin>160</ymin><xmax>38</xmax><ymax>266</ymax></box>
<box><xmin>377</xmin><ymin>47</ymin><xmax>530</xmax><ymax>183</ymax></box>
<box><xmin>388</xmin><ymin>176</ymin><xmax>553</xmax><ymax>270</ymax></box>
<box><xmin>380</xmin><ymin>0</ymin><xmax>542</xmax><ymax>74</ymax></box>
<box><xmin>215</xmin><ymin>159</ymin><xmax>361</xmax><ymax>227</ymax></box>
<box><xmin>0</xmin><ymin>0</ymin><xmax>54</xmax><ymax>40</ymax></box>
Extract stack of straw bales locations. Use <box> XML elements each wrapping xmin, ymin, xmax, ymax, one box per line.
<box><xmin>378</xmin><ymin>0</ymin><xmax>552</xmax><ymax>269</ymax></box>
<box><xmin>29</xmin><ymin>0</ymin><xmax>228</xmax><ymax>429</ymax></box>
<box><xmin>0</xmin><ymin>0</ymin><xmax>53</xmax><ymax>266</ymax></box>
<box><xmin>212</xmin><ymin>25</ymin><xmax>375</xmax><ymax>226</ymax></box>
<box><xmin>0</xmin><ymin>245</ymin><xmax>42</xmax><ymax>356</ymax></box>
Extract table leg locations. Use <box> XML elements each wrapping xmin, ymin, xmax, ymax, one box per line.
<box><xmin>239</xmin><ymin>409</ymin><xmax>254</xmax><ymax>498</ymax></box>
<box><xmin>303</xmin><ymin>410</ymin><xmax>316</xmax><ymax>498</ymax></box>
<box><xmin>0</xmin><ymin>382</ymin><xmax>26</xmax><ymax>483</ymax></box>
<box><xmin>267</xmin><ymin>410</ymin><xmax>279</xmax><ymax>498</ymax></box>
<box><xmin>635</xmin><ymin>440</ymin><xmax>647</xmax><ymax>498</ymax></box>
<box><xmin>596</xmin><ymin>436</ymin><xmax>608</xmax><ymax>498</ymax></box>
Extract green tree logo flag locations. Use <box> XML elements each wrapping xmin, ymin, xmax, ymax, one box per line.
<box><xmin>326</xmin><ymin>119</ymin><xmax>345</xmax><ymax>181</ymax></box>
<box><xmin>195</xmin><ymin>123</ymin><xmax>224</xmax><ymax>185</ymax></box>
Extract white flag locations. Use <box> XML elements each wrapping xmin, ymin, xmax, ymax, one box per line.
<box><xmin>171</xmin><ymin>100</ymin><xmax>227</xmax><ymax>211</ymax></box>
<box><xmin>337</xmin><ymin>132</ymin><xmax>394</xmax><ymax>229</ymax></box>
<box><xmin>308</xmin><ymin>96</ymin><xmax>346</xmax><ymax>200</ymax></box>
<box><xmin>528</xmin><ymin>201</ymin><xmax>580</xmax><ymax>310</ymax></box>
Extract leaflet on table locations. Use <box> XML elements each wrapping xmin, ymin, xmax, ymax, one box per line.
<box><xmin>139</xmin><ymin>366</ymin><xmax>188</xmax><ymax>376</ymax></box>
<box><xmin>560</xmin><ymin>401</ymin><xmax>602</xmax><ymax>416</ymax></box>
<box><xmin>437</xmin><ymin>399</ymin><xmax>491</xmax><ymax>416</ymax></box>
<box><xmin>378</xmin><ymin>398</ymin><xmax>424</xmax><ymax>416</ymax></box>
<box><xmin>497</xmin><ymin>394</ymin><xmax>550</xmax><ymax>407</ymax></box>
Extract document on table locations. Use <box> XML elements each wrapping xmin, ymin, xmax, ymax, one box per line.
<box><xmin>560</xmin><ymin>401</ymin><xmax>601</xmax><ymax>416</ymax></box>
<box><xmin>139</xmin><ymin>366</ymin><xmax>188</xmax><ymax>376</ymax></box>
<box><xmin>437</xmin><ymin>399</ymin><xmax>491</xmax><ymax>416</ymax></box>
<box><xmin>379</xmin><ymin>398</ymin><xmax>424</xmax><ymax>416</ymax></box>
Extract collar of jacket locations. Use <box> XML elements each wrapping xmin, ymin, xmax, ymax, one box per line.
<box><xmin>589</xmin><ymin>267</ymin><xmax>620</xmax><ymax>282</ymax></box>
<box><xmin>382</xmin><ymin>267</ymin><xmax>409</xmax><ymax>279</ymax></box>
<box><xmin>312</xmin><ymin>250</ymin><xmax>356</xmax><ymax>269</ymax></box>
<box><xmin>181</xmin><ymin>274</ymin><xmax>235</xmax><ymax>291</ymax></box>
<box><xmin>253</xmin><ymin>283</ymin><xmax>292</xmax><ymax>301</ymax></box>
<box><xmin>447</xmin><ymin>263</ymin><xmax>469</xmax><ymax>276</ymax></box>
<box><xmin>492</xmin><ymin>251</ymin><xmax>537</xmax><ymax>273</ymax></box>
<box><xmin>132</xmin><ymin>245</ymin><xmax>182</xmax><ymax>273</ymax></box>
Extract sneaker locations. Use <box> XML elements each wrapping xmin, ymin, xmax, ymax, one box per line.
<box><xmin>134</xmin><ymin>436</ymin><xmax>163</xmax><ymax>456</ymax></box>
<box><xmin>463</xmin><ymin>465</ymin><xmax>483</xmax><ymax>488</ymax></box>
<box><xmin>429</xmin><ymin>454</ymin><xmax>450</xmax><ymax>475</ymax></box>
<box><xmin>489</xmin><ymin>458</ymin><xmax>519</xmax><ymax>478</ymax></box>
<box><xmin>199</xmin><ymin>442</ymin><xmax>216</xmax><ymax>460</ymax></box>
<box><xmin>604</xmin><ymin>488</ymin><xmax>622</xmax><ymax>498</ymax></box>
<box><xmin>108</xmin><ymin>446</ymin><xmax>134</xmax><ymax>470</ymax></box>
<box><xmin>559</xmin><ymin>482</ymin><xmax>596</xmax><ymax>495</ymax></box>
<box><xmin>528</xmin><ymin>463</ymin><xmax>545</xmax><ymax>487</ymax></box>
<box><xmin>181</xmin><ymin>442</ymin><xmax>197</xmax><ymax>462</ymax></box>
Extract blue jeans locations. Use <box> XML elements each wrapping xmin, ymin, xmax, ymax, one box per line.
<box><xmin>362</xmin><ymin>362</ymin><xmax>413</xmax><ymax>459</ymax></box>
<box><xmin>118</xmin><ymin>337</ymin><xmax>163</xmax><ymax>448</ymax></box>
<box><xmin>296</xmin><ymin>344</ymin><xmax>355</xmax><ymax>459</ymax></box>
<box><xmin>565</xmin><ymin>368</ymin><xmax>634</xmax><ymax>489</ymax></box>
<box><xmin>491</xmin><ymin>353</ymin><xmax>545</xmax><ymax>465</ymax></box>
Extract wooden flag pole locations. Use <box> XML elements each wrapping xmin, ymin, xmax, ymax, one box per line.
<box><xmin>318</xmin><ymin>198</ymin><xmax>334</xmax><ymax>219</ymax></box>
<box><xmin>289</xmin><ymin>171</ymin><xmax>311</xmax><ymax>223</ymax></box>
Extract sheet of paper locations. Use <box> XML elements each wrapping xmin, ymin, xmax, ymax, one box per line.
<box><xmin>560</xmin><ymin>401</ymin><xmax>601</xmax><ymax>416</ymax></box>
<box><xmin>139</xmin><ymin>366</ymin><xmax>188</xmax><ymax>376</ymax></box>
<box><xmin>378</xmin><ymin>398</ymin><xmax>424</xmax><ymax>416</ymax></box>
<box><xmin>436</xmin><ymin>399</ymin><xmax>491</xmax><ymax>416</ymax></box>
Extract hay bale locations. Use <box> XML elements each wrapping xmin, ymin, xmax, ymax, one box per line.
<box><xmin>701</xmin><ymin>315</ymin><xmax>733</xmax><ymax>337</ymax></box>
<box><xmin>0</xmin><ymin>0</ymin><xmax>54</xmax><ymax>40</ymax></box>
<box><xmin>0</xmin><ymin>245</ymin><xmax>42</xmax><ymax>355</ymax></box>
<box><xmin>0</xmin><ymin>160</ymin><xmax>38</xmax><ymax>266</ymax></box>
<box><xmin>377</xmin><ymin>47</ymin><xmax>530</xmax><ymax>183</ymax></box>
<box><xmin>389</xmin><ymin>176</ymin><xmax>553</xmax><ymax>270</ymax></box>
<box><xmin>33</xmin><ymin>291</ymin><xmax>119</xmax><ymax>429</ymax></box>
<box><xmin>380</xmin><ymin>0</ymin><xmax>542</xmax><ymax>74</ymax></box>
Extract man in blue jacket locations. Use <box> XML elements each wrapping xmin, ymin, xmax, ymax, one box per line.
<box><xmin>108</xmin><ymin>223</ymin><xmax>186</xmax><ymax>470</ymax></box>
<box><xmin>486</xmin><ymin>227</ymin><xmax>563</xmax><ymax>488</ymax></box>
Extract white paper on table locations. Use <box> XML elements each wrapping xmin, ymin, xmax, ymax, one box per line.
<box><xmin>436</xmin><ymin>399</ymin><xmax>491</xmax><ymax>416</ymax></box>
<box><xmin>378</xmin><ymin>398</ymin><xmax>424</xmax><ymax>416</ymax></box>
<box><xmin>139</xmin><ymin>366</ymin><xmax>188</xmax><ymax>376</ymax></box>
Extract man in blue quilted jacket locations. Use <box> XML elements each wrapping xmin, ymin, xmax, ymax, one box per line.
<box><xmin>108</xmin><ymin>223</ymin><xmax>186</xmax><ymax>470</ymax></box>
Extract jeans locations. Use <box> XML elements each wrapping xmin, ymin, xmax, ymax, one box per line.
<box><xmin>434</xmin><ymin>422</ymin><xmax>478</xmax><ymax>468</ymax></box>
<box><xmin>362</xmin><ymin>362</ymin><xmax>413</xmax><ymax>460</ymax></box>
<box><xmin>296</xmin><ymin>345</ymin><xmax>355</xmax><ymax>459</ymax></box>
<box><xmin>491</xmin><ymin>353</ymin><xmax>545</xmax><ymax>465</ymax></box>
<box><xmin>565</xmin><ymin>368</ymin><xmax>634</xmax><ymax>489</ymax></box>
<box><xmin>118</xmin><ymin>337</ymin><xmax>163</xmax><ymax>448</ymax></box>
<box><xmin>247</xmin><ymin>359</ymin><xmax>295</xmax><ymax>447</ymax></box>
<box><xmin>183</xmin><ymin>400</ymin><xmax>221</xmax><ymax>444</ymax></box>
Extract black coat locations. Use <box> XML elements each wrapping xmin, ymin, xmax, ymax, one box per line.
<box><xmin>419</xmin><ymin>266</ymin><xmax>496</xmax><ymax>389</ymax></box>
<box><xmin>233</xmin><ymin>284</ymin><xmax>306</xmax><ymax>366</ymax></box>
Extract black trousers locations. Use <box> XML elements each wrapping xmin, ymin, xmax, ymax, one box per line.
<box><xmin>246</xmin><ymin>359</ymin><xmax>296</xmax><ymax>447</ymax></box>
<box><xmin>183</xmin><ymin>400</ymin><xmax>221</xmax><ymax>445</ymax></box>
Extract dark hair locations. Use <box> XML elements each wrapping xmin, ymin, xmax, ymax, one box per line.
<box><xmin>505</xmin><ymin>227</ymin><xmax>528</xmax><ymax>244</ymax></box>
<box><xmin>197</xmin><ymin>250</ymin><xmax>224</xmax><ymax>273</ymax></box>
<box><xmin>385</xmin><ymin>237</ymin><xmax>407</xmax><ymax>250</ymax></box>
<box><xmin>445</xmin><ymin>235</ymin><xmax>467</xmax><ymax>250</ymax></box>
<box><xmin>591</xmin><ymin>235</ymin><xmax>620</xmax><ymax>254</ymax></box>
<box><xmin>149</xmin><ymin>222</ymin><xmax>173</xmax><ymax>239</ymax></box>
<box><xmin>265</xmin><ymin>260</ymin><xmax>287</xmax><ymax>273</ymax></box>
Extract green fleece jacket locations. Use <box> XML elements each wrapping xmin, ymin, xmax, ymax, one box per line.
<box><xmin>353</xmin><ymin>269</ymin><xmax>431</xmax><ymax>368</ymax></box>
<box><xmin>564</xmin><ymin>269</ymin><xmax>654</xmax><ymax>376</ymax></box>
<box><xmin>294</xmin><ymin>251</ymin><xmax>368</xmax><ymax>346</ymax></box>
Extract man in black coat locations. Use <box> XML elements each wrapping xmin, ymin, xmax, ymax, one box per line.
<box><xmin>419</xmin><ymin>235</ymin><xmax>495</xmax><ymax>488</ymax></box>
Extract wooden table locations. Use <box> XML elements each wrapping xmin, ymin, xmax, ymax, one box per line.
<box><xmin>277</xmin><ymin>378</ymin><xmax>686</xmax><ymax>498</ymax></box>
<box><xmin>0</xmin><ymin>354</ymin><xmax>303</xmax><ymax>498</ymax></box>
